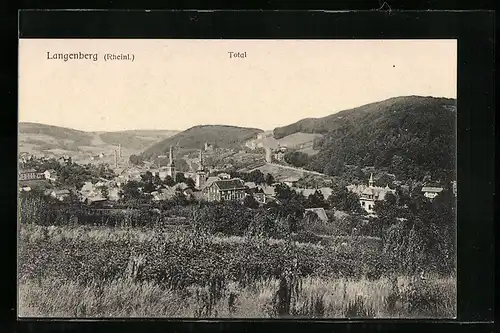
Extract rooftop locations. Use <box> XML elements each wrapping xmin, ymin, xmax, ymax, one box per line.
<box><xmin>422</xmin><ymin>186</ymin><xmax>444</xmax><ymax>193</ymax></box>
<box><xmin>53</xmin><ymin>189</ymin><xmax>70</xmax><ymax>195</ymax></box>
<box><xmin>19</xmin><ymin>168</ymin><xmax>37</xmax><ymax>173</ymax></box>
<box><xmin>214</xmin><ymin>179</ymin><xmax>246</xmax><ymax>191</ymax></box>
<box><xmin>305</xmin><ymin>207</ymin><xmax>328</xmax><ymax>222</ymax></box>
<box><xmin>282</xmin><ymin>176</ymin><xmax>300</xmax><ymax>182</ymax></box>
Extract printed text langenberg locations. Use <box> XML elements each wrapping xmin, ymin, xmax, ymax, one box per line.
<box><xmin>46</xmin><ymin>52</ymin><xmax>135</xmax><ymax>62</ymax></box>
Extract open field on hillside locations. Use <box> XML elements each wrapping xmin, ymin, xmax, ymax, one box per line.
<box><xmin>249</xmin><ymin>132</ymin><xmax>322</xmax><ymax>155</ymax></box>
<box><xmin>250</xmin><ymin>163</ymin><xmax>326</xmax><ymax>181</ymax></box>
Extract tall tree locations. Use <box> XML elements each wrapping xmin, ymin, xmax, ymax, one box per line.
<box><xmin>284</xmin><ymin>151</ymin><xmax>310</xmax><ymax>168</ymax></box>
<box><xmin>243</xmin><ymin>194</ymin><xmax>260</xmax><ymax>209</ymax></box>
<box><xmin>122</xmin><ymin>180</ymin><xmax>141</xmax><ymax>200</ymax></box>
<box><xmin>153</xmin><ymin>174</ymin><xmax>162</xmax><ymax>187</ymax></box>
<box><xmin>163</xmin><ymin>175</ymin><xmax>175</xmax><ymax>187</ymax></box>
<box><xmin>248</xmin><ymin>170</ymin><xmax>265</xmax><ymax>184</ymax></box>
<box><xmin>185</xmin><ymin>177</ymin><xmax>196</xmax><ymax>189</ymax></box>
<box><xmin>175</xmin><ymin>172</ymin><xmax>186</xmax><ymax>184</ymax></box>
<box><xmin>265</xmin><ymin>173</ymin><xmax>275</xmax><ymax>186</ymax></box>
<box><xmin>328</xmin><ymin>184</ymin><xmax>362</xmax><ymax>213</ymax></box>
<box><xmin>129</xmin><ymin>154</ymin><xmax>143</xmax><ymax>165</ymax></box>
<box><xmin>141</xmin><ymin>171</ymin><xmax>153</xmax><ymax>183</ymax></box>
<box><xmin>275</xmin><ymin>183</ymin><xmax>294</xmax><ymax>201</ymax></box>
<box><xmin>306</xmin><ymin>189</ymin><xmax>327</xmax><ymax>208</ymax></box>
<box><xmin>143</xmin><ymin>181</ymin><xmax>155</xmax><ymax>194</ymax></box>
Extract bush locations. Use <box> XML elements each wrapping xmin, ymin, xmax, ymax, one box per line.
<box><xmin>18</xmin><ymin>225</ymin><xmax>393</xmax><ymax>287</ymax></box>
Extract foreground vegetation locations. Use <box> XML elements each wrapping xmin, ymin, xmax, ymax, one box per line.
<box><xmin>18</xmin><ymin>224</ymin><xmax>456</xmax><ymax>318</ymax></box>
<box><xmin>20</xmin><ymin>275</ymin><xmax>455</xmax><ymax>318</ymax></box>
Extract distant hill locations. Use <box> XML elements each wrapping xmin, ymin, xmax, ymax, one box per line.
<box><xmin>18</xmin><ymin>122</ymin><xmax>178</xmax><ymax>158</ymax></box>
<box><xmin>141</xmin><ymin>125</ymin><xmax>263</xmax><ymax>159</ymax></box>
<box><xmin>274</xmin><ymin>96</ymin><xmax>457</xmax><ymax>181</ymax></box>
<box><xmin>97</xmin><ymin>130</ymin><xmax>180</xmax><ymax>151</ymax></box>
<box><xmin>19</xmin><ymin>122</ymin><xmax>93</xmax><ymax>147</ymax></box>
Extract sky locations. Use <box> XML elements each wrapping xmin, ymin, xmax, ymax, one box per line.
<box><xmin>19</xmin><ymin>39</ymin><xmax>457</xmax><ymax>132</ymax></box>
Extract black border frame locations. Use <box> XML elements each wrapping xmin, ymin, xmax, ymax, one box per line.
<box><xmin>4</xmin><ymin>8</ymin><xmax>495</xmax><ymax>333</ymax></box>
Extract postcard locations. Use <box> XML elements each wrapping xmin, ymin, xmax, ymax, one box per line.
<box><xmin>18</xmin><ymin>39</ymin><xmax>457</xmax><ymax>318</ymax></box>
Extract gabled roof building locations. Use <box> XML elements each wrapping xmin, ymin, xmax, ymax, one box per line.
<box><xmin>203</xmin><ymin>178</ymin><xmax>247</xmax><ymax>202</ymax></box>
<box><xmin>347</xmin><ymin>173</ymin><xmax>396</xmax><ymax>214</ymax></box>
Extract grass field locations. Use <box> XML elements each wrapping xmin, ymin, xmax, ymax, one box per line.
<box><xmin>19</xmin><ymin>275</ymin><xmax>456</xmax><ymax>318</ymax></box>
<box><xmin>18</xmin><ymin>224</ymin><xmax>456</xmax><ymax>318</ymax></box>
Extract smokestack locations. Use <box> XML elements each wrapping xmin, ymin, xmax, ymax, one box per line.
<box><xmin>265</xmin><ymin>147</ymin><xmax>272</xmax><ymax>163</ymax></box>
<box><xmin>114</xmin><ymin>150</ymin><xmax>118</xmax><ymax>168</ymax></box>
<box><xmin>118</xmin><ymin>144</ymin><xmax>122</xmax><ymax>158</ymax></box>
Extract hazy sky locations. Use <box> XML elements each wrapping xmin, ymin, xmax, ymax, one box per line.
<box><xmin>19</xmin><ymin>39</ymin><xmax>457</xmax><ymax>132</ymax></box>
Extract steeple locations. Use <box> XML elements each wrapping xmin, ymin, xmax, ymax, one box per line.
<box><xmin>369</xmin><ymin>173</ymin><xmax>374</xmax><ymax>187</ymax></box>
<box><xmin>195</xmin><ymin>149</ymin><xmax>207</xmax><ymax>189</ymax></box>
<box><xmin>168</xmin><ymin>146</ymin><xmax>174</xmax><ymax>167</ymax></box>
<box><xmin>197</xmin><ymin>149</ymin><xmax>204</xmax><ymax>171</ymax></box>
<box><xmin>166</xmin><ymin>145</ymin><xmax>176</xmax><ymax>177</ymax></box>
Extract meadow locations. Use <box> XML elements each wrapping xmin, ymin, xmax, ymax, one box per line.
<box><xmin>18</xmin><ymin>223</ymin><xmax>456</xmax><ymax>318</ymax></box>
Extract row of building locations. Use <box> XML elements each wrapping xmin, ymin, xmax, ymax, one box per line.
<box><xmin>18</xmin><ymin>168</ymin><xmax>59</xmax><ymax>182</ymax></box>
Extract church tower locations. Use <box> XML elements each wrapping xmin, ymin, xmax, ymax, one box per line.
<box><xmin>196</xmin><ymin>149</ymin><xmax>207</xmax><ymax>189</ymax></box>
<box><xmin>166</xmin><ymin>146</ymin><xmax>176</xmax><ymax>177</ymax></box>
<box><xmin>368</xmin><ymin>173</ymin><xmax>374</xmax><ymax>188</ymax></box>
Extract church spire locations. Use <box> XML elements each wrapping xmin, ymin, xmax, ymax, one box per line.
<box><xmin>197</xmin><ymin>149</ymin><xmax>204</xmax><ymax>171</ymax></box>
<box><xmin>369</xmin><ymin>173</ymin><xmax>374</xmax><ymax>187</ymax></box>
<box><xmin>168</xmin><ymin>145</ymin><xmax>174</xmax><ymax>167</ymax></box>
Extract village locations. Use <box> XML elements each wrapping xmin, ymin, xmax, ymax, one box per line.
<box><xmin>18</xmin><ymin>139</ymin><xmax>457</xmax><ymax>226</ymax></box>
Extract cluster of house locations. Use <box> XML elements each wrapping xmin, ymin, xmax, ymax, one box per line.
<box><xmin>346</xmin><ymin>174</ymin><xmax>457</xmax><ymax>214</ymax></box>
<box><xmin>244</xmin><ymin>134</ymin><xmax>288</xmax><ymax>163</ymax></box>
<box><xmin>346</xmin><ymin>174</ymin><xmax>397</xmax><ymax>214</ymax></box>
<box><xmin>18</xmin><ymin>168</ymin><xmax>59</xmax><ymax>182</ymax></box>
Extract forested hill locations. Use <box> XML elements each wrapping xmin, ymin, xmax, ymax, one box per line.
<box><xmin>277</xmin><ymin>96</ymin><xmax>457</xmax><ymax>181</ymax></box>
<box><xmin>141</xmin><ymin>125</ymin><xmax>263</xmax><ymax>159</ymax></box>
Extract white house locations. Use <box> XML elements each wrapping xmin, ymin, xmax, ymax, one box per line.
<box><xmin>244</xmin><ymin>181</ymin><xmax>257</xmax><ymax>189</ymax></box>
<box><xmin>282</xmin><ymin>176</ymin><xmax>300</xmax><ymax>188</ymax></box>
<box><xmin>347</xmin><ymin>174</ymin><xmax>396</xmax><ymax>214</ymax></box>
<box><xmin>50</xmin><ymin>189</ymin><xmax>71</xmax><ymax>201</ymax></box>
<box><xmin>422</xmin><ymin>186</ymin><xmax>444</xmax><ymax>200</ymax></box>
<box><xmin>43</xmin><ymin>169</ymin><xmax>58</xmax><ymax>181</ymax></box>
